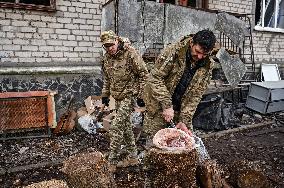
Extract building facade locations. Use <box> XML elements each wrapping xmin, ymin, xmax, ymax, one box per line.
<box><xmin>0</xmin><ymin>0</ymin><xmax>108</xmax><ymax>114</ymax></box>
<box><xmin>0</xmin><ymin>0</ymin><xmax>283</xmax><ymax>114</ymax></box>
<box><xmin>209</xmin><ymin>0</ymin><xmax>284</xmax><ymax>77</ymax></box>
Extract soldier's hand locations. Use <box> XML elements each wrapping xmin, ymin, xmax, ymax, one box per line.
<box><xmin>176</xmin><ymin>122</ymin><xmax>193</xmax><ymax>136</ymax></box>
<box><xmin>162</xmin><ymin>107</ymin><xmax>174</xmax><ymax>122</ymax></box>
<box><xmin>102</xmin><ymin>97</ymin><xmax>110</xmax><ymax>107</ymax></box>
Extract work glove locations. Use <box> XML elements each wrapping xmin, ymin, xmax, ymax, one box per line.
<box><xmin>136</xmin><ymin>98</ymin><xmax>145</xmax><ymax>107</ymax></box>
<box><xmin>102</xmin><ymin>97</ymin><xmax>110</xmax><ymax>106</ymax></box>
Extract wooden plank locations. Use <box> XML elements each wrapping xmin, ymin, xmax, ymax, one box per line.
<box><xmin>244</xmin><ymin>127</ymin><xmax>284</xmax><ymax>137</ymax></box>
<box><xmin>5</xmin><ymin>159</ymin><xmax>64</xmax><ymax>174</ymax></box>
<box><xmin>199</xmin><ymin>121</ymin><xmax>274</xmax><ymax>139</ymax></box>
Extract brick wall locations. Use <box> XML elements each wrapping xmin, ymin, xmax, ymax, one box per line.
<box><xmin>0</xmin><ymin>0</ymin><xmax>107</xmax><ymax>65</ymax></box>
<box><xmin>2</xmin><ymin>0</ymin><xmax>282</xmax><ymax>70</ymax></box>
<box><xmin>209</xmin><ymin>0</ymin><xmax>284</xmax><ymax>76</ymax></box>
<box><xmin>0</xmin><ymin>0</ymin><xmax>108</xmax><ymax>114</ymax></box>
<box><xmin>253</xmin><ymin>32</ymin><xmax>284</xmax><ymax>63</ymax></box>
<box><xmin>209</xmin><ymin>0</ymin><xmax>253</xmax><ymax>14</ymax></box>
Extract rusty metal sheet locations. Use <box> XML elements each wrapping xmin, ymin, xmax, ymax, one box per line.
<box><xmin>0</xmin><ymin>97</ymin><xmax>47</xmax><ymax>130</ymax></box>
<box><xmin>216</xmin><ymin>47</ymin><xmax>247</xmax><ymax>87</ymax></box>
<box><xmin>0</xmin><ymin>91</ymin><xmax>55</xmax><ymax>132</ymax></box>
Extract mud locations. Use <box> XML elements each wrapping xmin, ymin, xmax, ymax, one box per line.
<box><xmin>1</xmin><ymin>121</ymin><xmax>283</xmax><ymax>187</ymax></box>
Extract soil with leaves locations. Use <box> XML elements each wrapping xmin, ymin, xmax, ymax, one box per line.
<box><xmin>1</xmin><ymin>118</ymin><xmax>283</xmax><ymax>188</ymax></box>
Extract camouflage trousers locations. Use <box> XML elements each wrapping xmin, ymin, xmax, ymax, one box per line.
<box><xmin>108</xmin><ymin>97</ymin><xmax>137</xmax><ymax>164</ymax></box>
<box><xmin>143</xmin><ymin>111</ymin><xmax>166</xmax><ymax>141</ymax></box>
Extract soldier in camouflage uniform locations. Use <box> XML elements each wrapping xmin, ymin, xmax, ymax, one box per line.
<box><xmin>100</xmin><ymin>30</ymin><xmax>148</xmax><ymax>168</ymax></box>
<box><xmin>143</xmin><ymin>29</ymin><xmax>217</xmax><ymax>140</ymax></box>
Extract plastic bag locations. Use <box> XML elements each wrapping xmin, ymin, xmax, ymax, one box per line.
<box><xmin>130</xmin><ymin>111</ymin><xmax>143</xmax><ymax>128</ymax></box>
<box><xmin>78</xmin><ymin>115</ymin><xmax>103</xmax><ymax>134</ymax></box>
<box><xmin>194</xmin><ymin>136</ymin><xmax>211</xmax><ymax>164</ymax></box>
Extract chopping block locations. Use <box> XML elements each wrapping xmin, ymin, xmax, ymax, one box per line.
<box><xmin>144</xmin><ymin>147</ymin><xmax>198</xmax><ymax>188</ymax></box>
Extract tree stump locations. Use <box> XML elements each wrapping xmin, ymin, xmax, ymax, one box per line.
<box><xmin>228</xmin><ymin>160</ymin><xmax>270</xmax><ymax>188</ymax></box>
<box><xmin>144</xmin><ymin>147</ymin><xmax>198</xmax><ymax>188</ymax></box>
<box><xmin>196</xmin><ymin>159</ymin><xmax>226</xmax><ymax>188</ymax></box>
<box><xmin>61</xmin><ymin>151</ymin><xmax>116</xmax><ymax>188</ymax></box>
<box><xmin>23</xmin><ymin>179</ymin><xmax>69</xmax><ymax>188</ymax></box>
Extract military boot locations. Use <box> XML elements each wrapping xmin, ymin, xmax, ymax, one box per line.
<box><xmin>108</xmin><ymin>163</ymin><xmax>117</xmax><ymax>173</ymax></box>
<box><xmin>108</xmin><ymin>153</ymin><xmax>119</xmax><ymax>172</ymax></box>
<box><xmin>116</xmin><ymin>152</ymin><xmax>140</xmax><ymax>168</ymax></box>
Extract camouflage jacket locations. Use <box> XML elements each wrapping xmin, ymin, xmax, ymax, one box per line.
<box><xmin>101</xmin><ymin>43</ymin><xmax>148</xmax><ymax>101</ymax></box>
<box><xmin>144</xmin><ymin>35</ymin><xmax>216</xmax><ymax>129</ymax></box>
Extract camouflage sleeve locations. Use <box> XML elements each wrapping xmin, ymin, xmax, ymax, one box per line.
<box><xmin>129</xmin><ymin>48</ymin><xmax>148</xmax><ymax>99</ymax></box>
<box><xmin>179</xmin><ymin>60</ymin><xmax>214</xmax><ymax>130</ymax></box>
<box><xmin>147</xmin><ymin>44</ymin><xmax>176</xmax><ymax>110</ymax></box>
<box><xmin>101</xmin><ymin>58</ymin><xmax>110</xmax><ymax>98</ymax></box>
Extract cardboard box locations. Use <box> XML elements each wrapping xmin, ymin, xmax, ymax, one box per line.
<box><xmin>84</xmin><ymin>95</ymin><xmax>115</xmax><ymax>115</ymax></box>
<box><xmin>77</xmin><ymin>107</ymin><xmax>88</xmax><ymax>118</ymax></box>
<box><xmin>102</xmin><ymin>111</ymin><xmax>116</xmax><ymax>132</ymax></box>
<box><xmin>84</xmin><ymin>96</ymin><xmax>102</xmax><ymax>115</ymax></box>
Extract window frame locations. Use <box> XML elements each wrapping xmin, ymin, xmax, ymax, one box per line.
<box><xmin>0</xmin><ymin>0</ymin><xmax>56</xmax><ymax>12</ymax></box>
<box><xmin>158</xmin><ymin>0</ymin><xmax>208</xmax><ymax>9</ymax></box>
<box><xmin>254</xmin><ymin>0</ymin><xmax>284</xmax><ymax>33</ymax></box>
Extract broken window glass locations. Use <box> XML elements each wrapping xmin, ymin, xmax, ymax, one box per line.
<box><xmin>255</xmin><ymin>0</ymin><xmax>284</xmax><ymax>29</ymax></box>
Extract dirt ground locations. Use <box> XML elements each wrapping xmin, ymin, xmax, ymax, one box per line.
<box><xmin>1</xmin><ymin>118</ymin><xmax>284</xmax><ymax>187</ymax></box>
<box><xmin>204</xmin><ymin>123</ymin><xmax>284</xmax><ymax>188</ymax></box>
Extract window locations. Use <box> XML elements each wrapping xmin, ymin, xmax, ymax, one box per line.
<box><xmin>158</xmin><ymin>0</ymin><xmax>208</xmax><ymax>9</ymax></box>
<box><xmin>255</xmin><ymin>0</ymin><xmax>284</xmax><ymax>32</ymax></box>
<box><xmin>0</xmin><ymin>0</ymin><xmax>56</xmax><ymax>11</ymax></box>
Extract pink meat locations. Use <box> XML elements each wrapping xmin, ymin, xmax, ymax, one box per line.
<box><xmin>153</xmin><ymin>128</ymin><xmax>195</xmax><ymax>150</ymax></box>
